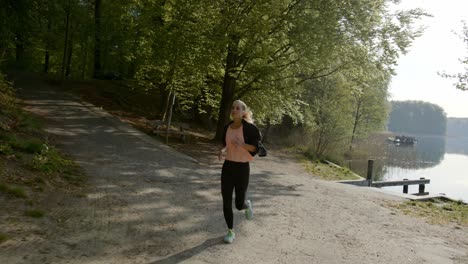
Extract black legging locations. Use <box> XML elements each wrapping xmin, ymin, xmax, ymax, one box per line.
<box><xmin>221</xmin><ymin>160</ymin><xmax>250</xmax><ymax>230</ymax></box>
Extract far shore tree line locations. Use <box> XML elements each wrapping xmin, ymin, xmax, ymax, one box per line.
<box><xmin>1</xmin><ymin>0</ymin><xmax>434</xmax><ymax>159</ymax></box>
<box><xmin>387</xmin><ymin>101</ymin><xmax>447</xmax><ymax>136</ymax></box>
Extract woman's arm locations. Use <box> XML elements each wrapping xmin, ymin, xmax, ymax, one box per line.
<box><xmin>233</xmin><ymin>137</ymin><xmax>257</xmax><ymax>152</ymax></box>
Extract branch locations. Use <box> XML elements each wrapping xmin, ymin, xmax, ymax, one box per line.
<box><xmin>236</xmin><ymin>85</ymin><xmax>262</xmax><ymax>99</ymax></box>
<box><xmin>236</xmin><ymin>56</ymin><xmax>250</xmax><ymax>79</ymax></box>
<box><xmin>296</xmin><ymin>65</ymin><xmax>345</xmax><ymax>85</ymax></box>
<box><xmin>237</xmin><ymin>74</ymin><xmax>262</xmax><ymax>96</ymax></box>
<box><xmin>276</xmin><ymin>57</ymin><xmax>301</xmax><ymax>72</ymax></box>
<box><xmin>269</xmin><ymin>43</ymin><xmax>292</xmax><ymax>62</ymax></box>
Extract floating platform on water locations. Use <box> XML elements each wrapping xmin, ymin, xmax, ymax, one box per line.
<box><xmin>387</xmin><ymin>135</ymin><xmax>418</xmax><ymax>145</ymax></box>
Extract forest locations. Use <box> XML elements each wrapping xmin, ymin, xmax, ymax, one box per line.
<box><xmin>387</xmin><ymin>100</ymin><xmax>447</xmax><ymax>136</ymax></box>
<box><xmin>0</xmin><ymin>0</ymin><xmax>428</xmax><ymax>159</ymax></box>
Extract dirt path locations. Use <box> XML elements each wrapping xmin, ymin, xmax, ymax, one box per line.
<box><xmin>1</xmin><ymin>82</ymin><xmax>467</xmax><ymax>264</ymax></box>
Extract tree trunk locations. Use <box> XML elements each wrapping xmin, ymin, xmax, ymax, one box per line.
<box><xmin>128</xmin><ymin>37</ymin><xmax>139</xmax><ymax>78</ymax></box>
<box><xmin>61</xmin><ymin>6</ymin><xmax>71</xmax><ymax>80</ymax></box>
<box><xmin>12</xmin><ymin>0</ymin><xmax>27</xmax><ymax>69</ymax></box>
<box><xmin>262</xmin><ymin>118</ymin><xmax>271</xmax><ymax>143</ymax></box>
<box><xmin>44</xmin><ymin>49</ymin><xmax>50</xmax><ymax>73</ymax></box>
<box><xmin>161</xmin><ymin>88</ymin><xmax>171</xmax><ymax>122</ymax></box>
<box><xmin>93</xmin><ymin>0</ymin><xmax>102</xmax><ymax>78</ymax></box>
<box><xmin>65</xmin><ymin>30</ymin><xmax>74</xmax><ymax>77</ymax></box>
<box><xmin>165</xmin><ymin>91</ymin><xmax>176</xmax><ymax>144</ymax></box>
<box><xmin>44</xmin><ymin>15</ymin><xmax>51</xmax><ymax>73</ymax></box>
<box><xmin>214</xmin><ymin>37</ymin><xmax>239</xmax><ymax>141</ymax></box>
<box><xmin>349</xmin><ymin>99</ymin><xmax>362</xmax><ymax>151</ymax></box>
<box><xmin>15</xmin><ymin>33</ymin><xmax>24</xmax><ymax>69</ymax></box>
<box><xmin>81</xmin><ymin>41</ymin><xmax>88</xmax><ymax>78</ymax></box>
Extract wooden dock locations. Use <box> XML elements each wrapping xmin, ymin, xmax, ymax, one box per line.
<box><xmin>340</xmin><ymin>160</ymin><xmax>431</xmax><ymax>196</ymax></box>
<box><xmin>371</xmin><ymin>178</ymin><xmax>430</xmax><ymax>195</ymax></box>
<box><xmin>366</xmin><ymin>159</ymin><xmax>430</xmax><ymax>195</ymax></box>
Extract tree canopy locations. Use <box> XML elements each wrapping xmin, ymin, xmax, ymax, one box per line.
<box><xmin>0</xmin><ymin>0</ymin><xmax>428</xmax><ymax>157</ymax></box>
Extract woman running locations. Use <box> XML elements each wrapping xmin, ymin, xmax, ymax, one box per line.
<box><xmin>219</xmin><ymin>100</ymin><xmax>261</xmax><ymax>244</ymax></box>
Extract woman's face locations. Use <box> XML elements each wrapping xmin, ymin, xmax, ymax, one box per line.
<box><xmin>231</xmin><ymin>102</ymin><xmax>244</xmax><ymax>120</ymax></box>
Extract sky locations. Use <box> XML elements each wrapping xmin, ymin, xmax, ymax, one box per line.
<box><xmin>389</xmin><ymin>0</ymin><xmax>468</xmax><ymax>118</ymax></box>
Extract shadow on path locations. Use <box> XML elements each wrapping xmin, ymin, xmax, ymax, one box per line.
<box><xmin>149</xmin><ymin>236</ymin><xmax>223</xmax><ymax>264</ymax></box>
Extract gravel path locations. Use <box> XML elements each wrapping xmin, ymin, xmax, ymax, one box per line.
<box><xmin>1</xmin><ymin>81</ymin><xmax>466</xmax><ymax>264</ymax></box>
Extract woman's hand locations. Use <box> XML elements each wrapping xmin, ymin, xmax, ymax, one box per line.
<box><xmin>232</xmin><ymin>137</ymin><xmax>256</xmax><ymax>152</ymax></box>
<box><xmin>218</xmin><ymin>147</ymin><xmax>226</xmax><ymax>161</ymax></box>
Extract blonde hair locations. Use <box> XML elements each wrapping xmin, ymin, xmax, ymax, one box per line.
<box><xmin>233</xmin><ymin>99</ymin><xmax>254</xmax><ymax>123</ymax></box>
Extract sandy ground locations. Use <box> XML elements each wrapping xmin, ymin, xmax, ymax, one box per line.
<box><xmin>0</xmin><ymin>82</ymin><xmax>467</xmax><ymax>264</ymax></box>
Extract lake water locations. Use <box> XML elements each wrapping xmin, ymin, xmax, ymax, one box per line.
<box><xmin>347</xmin><ymin>135</ymin><xmax>468</xmax><ymax>202</ymax></box>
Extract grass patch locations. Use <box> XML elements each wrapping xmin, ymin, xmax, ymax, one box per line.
<box><xmin>24</xmin><ymin>209</ymin><xmax>45</xmax><ymax>218</ymax></box>
<box><xmin>0</xmin><ymin>233</ymin><xmax>8</xmax><ymax>243</ymax></box>
<box><xmin>26</xmin><ymin>146</ymin><xmax>86</xmax><ymax>186</ymax></box>
<box><xmin>391</xmin><ymin>199</ymin><xmax>468</xmax><ymax>226</ymax></box>
<box><xmin>28</xmin><ymin>146</ymin><xmax>72</xmax><ymax>173</ymax></box>
<box><xmin>0</xmin><ymin>183</ymin><xmax>27</xmax><ymax>198</ymax></box>
<box><xmin>300</xmin><ymin>156</ymin><xmax>361</xmax><ymax>181</ymax></box>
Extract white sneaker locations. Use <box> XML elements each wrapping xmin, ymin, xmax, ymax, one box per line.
<box><xmin>223</xmin><ymin>229</ymin><xmax>235</xmax><ymax>244</ymax></box>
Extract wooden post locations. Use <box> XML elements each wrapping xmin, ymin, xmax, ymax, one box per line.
<box><xmin>403</xmin><ymin>179</ymin><xmax>408</xmax><ymax>194</ymax></box>
<box><xmin>419</xmin><ymin>177</ymin><xmax>425</xmax><ymax>194</ymax></box>
<box><xmin>366</xmin><ymin>160</ymin><xmax>374</xmax><ymax>187</ymax></box>
<box><xmin>165</xmin><ymin>92</ymin><xmax>176</xmax><ymax>144</ymax></box>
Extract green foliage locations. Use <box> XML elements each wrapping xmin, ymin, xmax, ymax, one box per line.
<box><xmin>1</xmin><ymin>0</ymin><xmax>428</xmax><ymax>155</ymax></box>
<box><xmin>388</xmin><ymin>101</ymin><xmax>447</xmax><ymax>135</ymax></box>
<box><xmin>439</xmin><ymin>22</ymin><xmax>468</xmax><ymax>91</ymax></box>
<box><xmin>135</xmin><ymin>0</ymin><xmax>224</xmax><ymax>120</ymax></box>
<box><xmin>0</xmin><ymin>73</ymin><xmax>16</xmax><ymax>112</ymax></box>
<box><xmin>0</xmin><ymin>143</ymin><xmax>14</xmax><ymax>155</ymax></box>
<box><xmin>303</xmin><ymin>77</ymin><xmax>354</xmax><ymax>157</ymax></box>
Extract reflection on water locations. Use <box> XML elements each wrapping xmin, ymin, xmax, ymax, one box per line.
<box><xmin>348</xmin><ymin>135</ymin><xmax>468</xmax><ymax>202</ymax></box>
<box><xmin>446</xmin><ymin>136</ymin><xmax>468</xmax><ymax>155</ymax></box>
<box><xmin>348</xmin><ymin>136</ymin><xmax>446</xmax><ymax>179</ymax></box>
<box><xmin>385</xmin><ymin>136</ymin><xmax>445</xmax><ymax>169</ymax></box>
